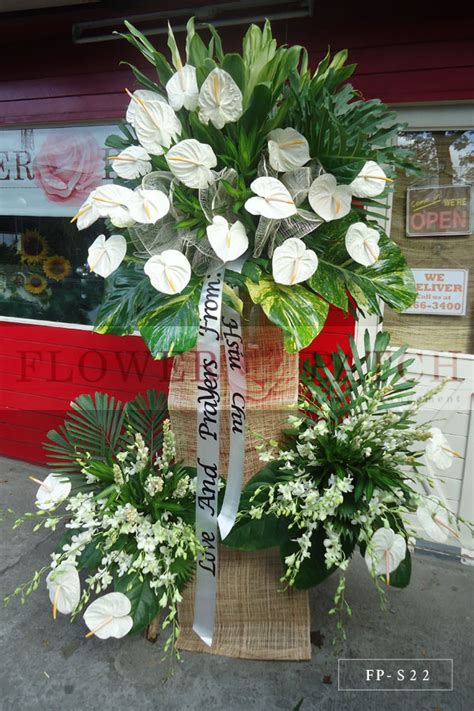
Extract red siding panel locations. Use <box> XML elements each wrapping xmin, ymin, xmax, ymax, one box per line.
<box><xmin>0</xmin><ymin>309</ymin><xmax>354</xmax><ymax>465</ymax></box>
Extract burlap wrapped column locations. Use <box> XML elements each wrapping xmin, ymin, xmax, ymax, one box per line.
<box><xmin>168</xmin><ymin>303</ymin><xmax>311</xmax><ymax>660</ymax></box>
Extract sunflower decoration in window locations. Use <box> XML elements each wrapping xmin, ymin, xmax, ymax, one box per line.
<box><xmin>42</xmin><ymin>254</ymin><xmax>72</xmax><ymax>282</ymax></box>
<box><xmin>25</xmin><ymin>273</ymin><xmax>48</xmax><ymax>295</ymax></box>
<box><xmin>20</xmin><ymin>229</ymin><xmax>48</xmax><ymax>264</ymax></box>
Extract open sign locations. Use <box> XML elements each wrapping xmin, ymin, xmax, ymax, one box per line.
<box><xmin>406</xmin><ymin>185</ymin><xmax>471</xmax><ymax>236</ymax></box>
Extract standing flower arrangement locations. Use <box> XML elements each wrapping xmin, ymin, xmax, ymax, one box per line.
<box><xmin>71</xmin><ymin>19</ymin><xmax>417</xmax><ymax>357</ymax></box>
<box><xmin>4</xmin><ymin>391</ymin><xmax>201</xmax><ymax>661</ymax></box>
<box><xmin>224</xmin><ymin>332</ymin><xmax>473</xmax><ymax>638</ymax></box>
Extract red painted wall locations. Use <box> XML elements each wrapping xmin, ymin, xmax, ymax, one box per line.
<box><xmin>0</xmin><ymin>308</ymin><xmax>354</xmax><ymax>464</ymax></box>
<box><xmin>1</xmin><ymin>1</ymin><xmax>471</xmax><ymax>464</ymax></box>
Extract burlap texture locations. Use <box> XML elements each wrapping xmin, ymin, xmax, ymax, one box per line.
<box><xmin>169</xmin><ymin>304</ymin><xmax>311</xmax><ymax>660</ymax></box>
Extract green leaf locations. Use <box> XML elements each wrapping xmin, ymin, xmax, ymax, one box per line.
<box><xmin>386</xmin><ymin>548</ymin><xmax>411</xmax><ymax>588</ymax></box>
<box><xmin>221</xmin><ymin>53</ymin><xmax>245</xmax><ymax>90</ymax></box>
<box><xmin>115</xmin><ymin>571</ymin><xmax>162</xmax><ymax>634</ymax></box>
<box><xmin>307</xmin><ymin>212</ymin><xmax>417</xmax><ymax>314</ymax></box>
<box><xmin>94</xmin><ymin>263</ymin><xmax>150</xmax><ymax>336</ymax></box>
<box><xmin>281</xmin><ymin>528</ymin><xmax>337</xmax><ymax>590</ymax></box>
<box><xmin>121</xmin><ymin>61</ymin><xmax>162</xmax><ymax>93</ymax></box>
<box><xmin>125</xmin><ymin>390</ymin><xmax>167</xmax><ymax>457</ymax></box>
<box><xmin>137</xmin><ymin>277</ymin><xmax>202</xmax><ymax>358</ymax></box>
<box><xmin>44</xmin><ymin>392</ymin><xmax>125</xmax><ymax>470</ymax></box>
<box><xmin>224</xmin><ymin>514</ymin><xmax>287</xmax><ymax>551</ymax></box>
<box><xmin>246</xmin><ymin>276</ymin><xmax>329</xmax><ymax>352</ymax></box>
<box><xmin>78</xmin><ymin>540</ymin><xmax>103</xmax><ymax>571</ymax></box>
<box><xmin>307</xmin><ymin>261</ymin><xmax>348</xmax><ymax>311</ymax></box>
<box><xmin>241</xmin><ymin>83</ymin><xmax>272</xmax><ymax>132</ymax></box>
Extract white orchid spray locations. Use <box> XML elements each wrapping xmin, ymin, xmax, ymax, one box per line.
<box><xmin>224</xmin><ymin>332</ymin><xmax>474</xmax><ymax>640</ymax></box>
<box><xmin>4</xmin><ymin>391</ymin><xmax>202</xmax><ymax>664</ymax></box>
<box><xmin>67</xmin><ymin>19</ymin><xmax>416</xmax><ymax>357</ymax></box>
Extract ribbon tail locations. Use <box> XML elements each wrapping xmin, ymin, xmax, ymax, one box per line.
<box><xmin>193</xmin><ymin>267</ymin><xmax>225</xmax><ymax>647</ymax></box>
<box><xmin>217</xmin><ymin>295</ymin><xmax>247</xmax><ymax>540</ymax></box>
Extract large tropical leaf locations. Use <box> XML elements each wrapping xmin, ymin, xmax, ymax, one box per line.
<box><xmin>306</xmin><ymin>211</ymin><xmax>417</xmax><ymax>314</ymax></box>
<box><xmin>246</xmin><ymin>276</ymin><xmax>329</xmax><ymax>352</ymax></box>
<box><xmin>114</xmin><ymin>571</ymin><xmax>163</xmax><ymax>634</ymax></box>
<box><xmin>44</xmin><ymin>392</ymin><xmax>126</xmax><ymax>475</ymax></box>
<box><xmin>137</xmin><ymin>277</ymin><xmax>202</xmax><ymax>358</ymax></box>
<box><xmin>300</xmin><ymin>330</ymin><xmax>418</xmax><ymax>422</ymax></box>
<box><xmin>124</xmin><ymin>389</ymin><xmax>167</xmax><ymax>457</ymax></box>
<box><xmin>94</xmin><ymin>263</ymin><xmax>151</xmax><ymax>336</ymax></box>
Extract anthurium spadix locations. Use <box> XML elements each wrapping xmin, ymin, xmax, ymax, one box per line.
<box><xmin>83</xmin><ymin>592</ymin><xmax>133</xmax><ymax>639</ymax></box>
<box><xmin>416</xmin><ymin>498</ymin><xmax>459</xmax><ymax>543</ymax></box>
<box><xmin>71</xmin><ymin>198</ymin><xmax>100</xmax><ymax>230</ymax></box>
<box><xmin>166</xmin><ymin>64</ymin><xmax>199</xmax><ymax>111</ymax></box>
<box><xmin>109</xmin><ymin>146</ymin><xmax>152</xmax><ymax>180</ymax></box>
<box><xmin>244</xmin><ymin>177</ymin><xmax>297</xmax><ymax>219</ymax></box>
<box><xmin>267</xmin><ymin>128</ymin><xmax>310</xmax><ymax>172</ymax></box>
<box><xmin>125</xmin><ymin>89</ymin><xmax>167</xmax><ymax>126</ymax></box>
<box><xmin>206</xmin><ymin>216</ymin><xmax>249</xmax><ymax>263</ymax></box>
<box><xmin>88</xmin><ymin>234</ymin><xmax>127</xmax><ymax>278</ymax></box>
<box><xmin>345</xmin><ymin>222</ymin><xmax>380</xmax><ymax>267</ymax></box>
<box><xmin>166</xmin><ymin>139</ymin><xmax>217</xmax><ymax>189</ymax></box>
<box><xmin>144</xmin><ymin>250</ymin><xmax>191</xmax><ymax>295</ymax></box>
<box><xmin>308</xmin><ymin>173</ymin><xmax>352</xmax><ymax>222</ymax></box>
<box><xmin>365</xmin><ymin>527</ymin><xmax>406</xmax><ymax>586</ymax></box>
<box><xmin>425</xmin><ymin>427</ymin><xmax>461</xmax><ymax>470</ymax></box>
<box><xmin>46</xmin><ymin>563</ymin><xmax>80</xmax><ymax>619</ymax></box>
<box><xmin>126</xmin><ymin>89</ymin><xmax>181</xmax><ymax>155</ymax></box>
<box><xmin>32</xmin><ymin>473</ymin><xmax>71</xmax><ymax>511</ymax></box>
<box><xmin>272</xmin><ymin>237</ymin><xmax>318</xmax><ymax>285</ymax></box>
<box><xmin>198</xmin><ymin>68</ymin><xmax>243</xmax><ymax>129</ymax></box>
<box><xmin>128</xmin><ymin>189</ymin><xmax>170</xmax><ymax>224</ymax></box>
<box><xmin>77</xmin><ymin>185</ymin><xmax>136</xmax><ymax>229</ymax></box>
<box><xmin>350</xmin><ymin>161</ymin><xmax>391</xmax><ymax>198</ymax></box>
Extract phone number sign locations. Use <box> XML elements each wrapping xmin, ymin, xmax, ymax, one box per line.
<box><xmin>404</xmin><ymin>268</ymin><xmax>469</xmax><ymax>316</ymax></box>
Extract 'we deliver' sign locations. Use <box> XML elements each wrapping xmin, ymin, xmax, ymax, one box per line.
<box><xmin>404</xmin><ymin>269</ymin><xmax>469</xmax><ymax>316</ymax></box>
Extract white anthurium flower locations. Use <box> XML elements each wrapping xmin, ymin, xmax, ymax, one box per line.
<box><xmin>125</xmin><ymin>89</ymin><xmax>167</xmax><ymax>126</ymax></box>
<box><xmin>109</xmin><ymin>145</ymin><xmax>152</xmax><ymax>180</ymax></box>
<box><xmin>272</xmin><ymin>237</ymin><xmax>318</xmax><ymax>285</ymax></box>
<box><xmin>127</xmin><ymin>89</ymin><xmax>181</xmax><ymax>155</ymax></box>
<box><xmin>350</xmin><ymin>160</ymin><xmax>392</xmax><ymax>198</ymax></box>
<box><xmin>31</xmin><ymin>473</ymin><xmax>71</xmax><ymax>511</ymax></box>
<box><xmin>365</xmin><ymin>527</ymin><xmax>406</xmax><ymax>586</ymax></box>
<box><xmin>425</xmin><ymin>427</ymin><xmax>462</xmax><ymax>471</ymax></box>
<box><xmin>46</xmin><ymin>563</ymin><xmax>81</xmax><ymax>619</ymax></box>
<box><xmin>198</xmin><ymin>67</ymin><xmax>243</xmax><ymax>129</ymax></box>
<box><xmin>144</xmin><ymin>250</ymin><xmax>191</xmax><ymax>295</ymax></box>
<box><xmin>245</xmin><ymin>177</ymin><xmax>297</xmax><ymax>219</ymax></box>
<box><xmin>89</xmin><ymin>185</ymin><xmax>136</xmax><ymax>228</ymax></box>
<box><xmin>72</xmin><ymin>198</ymin><xmax>100</xmax><ymax>230</ymax></box>
<box><xmin>166</xmin><ymin>64</ymin><xmax>199</xmax><ymax>111</ymax></box>
<box><xmin>166</xmin><ymin>139</ymin><xmax>217</xmax><ymax>189</ymax></box>
<box><xmin>345</xmin><ymin>222</ymin><xmax>380</xmax><ymax>267</ymax></box>
<box><xmin>128</xmin><ymin>189</ymin><xmax>170</xmax><ymax>224</ymax></box>
<box><xmin>206</xmin><ymin>216</ymin><xmax>249</xmax><ymax>263</ymax></box>
<box><xmin>267</xmin><ymin>128</ymin><xmax>311</xmax><ymax>172</ymax></box>
<box><xmin>83</xmin><ymin>592</ymin><xmax>133</xmax><ymax>640</ymax></box>
<box><xmin>87</xmin><ymin>234</ymin><xmax>127</xmax><ymax>278</ymax></box>
<box><xmin>417</xmin><ymin>498</ymin><xmax>460</xmax><ymax>543</ymax></box>
<box><xmin>308</xmin><ymin>173</ymin><xmax>352</xmax><ymax>222</ymax></box>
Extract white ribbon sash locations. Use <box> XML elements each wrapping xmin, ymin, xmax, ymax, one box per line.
<box><xmin>218</xmin><ymin>303</ymin><xmax>247</xmax><ymax>540</ymax></box>
<box><xmin>193</xmin><ymin>267</ymin><xmax>224</xmax><ymax>646</ymax></box>
<box><xmin>193</xmin><ymin>261</ymin><xmax>247</xmax><ymax>646</ymax></box>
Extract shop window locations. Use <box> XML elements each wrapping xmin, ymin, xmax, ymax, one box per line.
<box><xmin>0</xmin><ymin>125</ymin><xmax>116</xmax><ymax>326</ymax></box>
<box><xmin>383</xmin><ymin>130</ymin><xmax>473</xmax><ymax>354</ymax></box>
